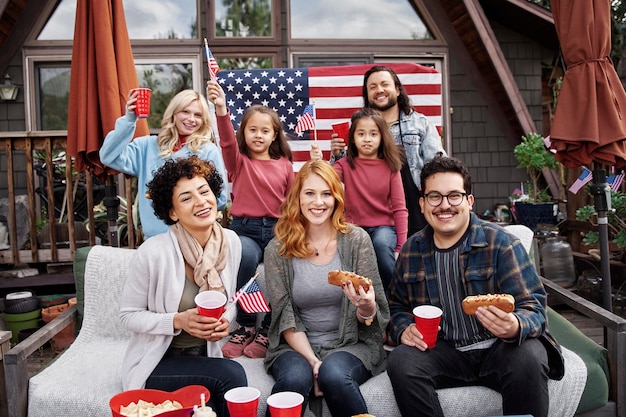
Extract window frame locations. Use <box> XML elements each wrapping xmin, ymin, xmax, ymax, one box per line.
<box><xmin>24</xmin><ymin>52</ymin><xmax>205</xmax><ymax>132</ymax></box>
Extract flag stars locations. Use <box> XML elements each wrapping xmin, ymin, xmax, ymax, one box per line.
<box><xmin>278</xmin><ymin>99</ymin><xmax>286</xmax><ymax>107</ymax></box>
<box><xmin>286</xmin><ymin>77</ymin><xmax>294</xmax><ymax>84</ymax></box>
<box><xmin>236</xmin><ymin>107</ymin><xmax>245</xmax><ymax>115</ymax></box>
<box><xmin>243</xmin><ymin>84</ymin><xmax>252</xmax><ymax>92</ymax></box>
<box><xmin>235</xmin><ymin>92</ymin><xmax>243</xmax><ymax>100</ymax></box>
<box><xmin>262</xmin><ymin>99</ymin><xmax>270</xmax><ymax>106</ymax></box>
<box><xmin>252</xmin><ymin>77</ymin><xmax>260</xmax><ymax>84</ymax></box>
<box><xmin>226</xmin><ymin>84</ymin><xmax>235</xmax><ymax>92</ymax></box>
<box><xmin>227</xmin><ymin>99</ymin><xmax>235</xmax><ymax>107</ymax></box>
<box><xmin>244</xmin><ymin>71</ymin><xmax>252</xmax><ymax>77</ymax></box>
<box><xmin>270</xmin><ymin>91</ymin><xmax>277</xmax><ymax>99</ymax></box>
<box><xmin>278</xmin><ymin>84</ymin><xmax>286</xmax><ymax>92</ymax></box>
<box><xmin>294</xmin><ymin>71</ymin><xmax>303</xmax><ymax>77</ymax></box>
<box><xmin>253</xmin><ymin>92</ymin><xmax>261</xmax><ymax>100</ymax></box>
<box><xmin>294</xmin><ymin>84</ymin><xmax>303</xmax><ymax>91</ymax></box>
<box><xmin>261</xmin><ymin>84</ymin><xmax>269</xmax><ymax>92</ymax></box>
<box><xmin>235</xmin><ymin>77</ymin><xmax>243</xmax><ymax>84</ymax></box>
<box><xmin>244</xmin><ymin>99</ymin><xmax>252</xmax><ymax>107</ymax></box>
<box><xmin>277</xmin><ymin>70</ymin><xmax>286</xmax><ymax>77</ymax></box>
<box><xmin>269</xmin><ymin>77</ymin><xmax>277</xmax><ymax>84</ymax></box>
<box><xmin>261</xmin><ymin>71</ymin><xmax>269</xmax><ymax>77</ymax></box>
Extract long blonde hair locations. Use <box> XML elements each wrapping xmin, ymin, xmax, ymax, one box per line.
<box><xmin>157</xmin><ymin>90</ymin><xmax>214</xmax><ymax>158</ymax></box>
<box><xmin>274</xmin><ymin>160</ymin><xmax>349</xmax><ymax>259</ymax></box>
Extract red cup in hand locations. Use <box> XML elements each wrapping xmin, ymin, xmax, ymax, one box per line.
<box><xmin>413</xmin><ymin>305</ymin><xmax>443</xmax><ymax>348</ymax></box>
<box><xmin>331</xmin><ymin>121</ymin><xmax>350</xmax><ymax>140</ymax></box>
<box><xmin>194</xmin><ymin>291</ymin><xmax>226</xmax><ymax>318</ymax></box>
<box><xmin>131</xmin><ymin>87</ymin><xmax>151</xmax><ymax>118</ymax></box>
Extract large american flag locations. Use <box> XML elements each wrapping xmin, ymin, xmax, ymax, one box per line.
<box><xmin>217</xmin><ymin>62</ymin><xmax>442</xmax><ymax>170</ymax></box>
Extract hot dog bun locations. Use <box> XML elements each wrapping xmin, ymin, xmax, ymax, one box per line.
<box><xmin>461</xmin><ymin>293</ymin><xmax>515</xmax><ymax>315</ymax></box>
<box><xmin>328</xmin><ymin>270</ymin><xmax>372</xmax><ymax>292</ymax></box>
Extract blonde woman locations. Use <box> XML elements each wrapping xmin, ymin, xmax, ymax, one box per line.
<box><xmin>100</xmin><ymin>89</ymin><xmax>227</xmax><ymax>238</ymax></box>
<box><xmin>263</xmin><ymin>160</ymin><xmax>389</xmax><ymax>416</ymax></box>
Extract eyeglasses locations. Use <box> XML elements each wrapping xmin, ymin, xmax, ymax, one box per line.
<box><xmin>423</xmin><ymin>192</ymin><xmax>468</xmax><ymax>207</ymax></box>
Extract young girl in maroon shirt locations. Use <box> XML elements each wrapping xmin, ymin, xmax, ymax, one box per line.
<box><xmin>208</xmin><ymin>80</ymin><xmax>294</xmax><ymax>359</ymax></box>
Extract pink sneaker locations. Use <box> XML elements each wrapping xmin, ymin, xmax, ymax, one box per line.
<box><xmin>243</xmin><ymin>328</ymin><xmax>269</xmax><ymax>359</ymax></box>
<box><xmin>221</xmin><ymin>326</ymin><xmax>255</xmax><ymax>358</ymax></box>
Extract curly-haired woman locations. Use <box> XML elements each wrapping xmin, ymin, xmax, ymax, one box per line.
<box><xmin>119</xmin><ymin>156</ymin><xmax>246</xmax><ymax>417</ymax></box>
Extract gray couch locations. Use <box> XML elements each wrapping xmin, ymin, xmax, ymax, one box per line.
<box><xmin>6</xmin><ymin>245</ymin><xmax>587</xmax><ymax>417</ymax></box>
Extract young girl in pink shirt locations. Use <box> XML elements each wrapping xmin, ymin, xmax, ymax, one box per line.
<box><xmin>208</xmin><ymin>80</ymin><xmax>294</xmax><ymax>359</ymax></box>
<box><xmin>313</xmin><ymin>108</ymin><xmax>407</xmax><ymax>289</ymax></box>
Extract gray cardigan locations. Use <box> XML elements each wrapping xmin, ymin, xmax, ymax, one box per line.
<box><xmin>263</xmin><ymin>225</ymin><xmax>390</xmax><ymax>376</ymax></box>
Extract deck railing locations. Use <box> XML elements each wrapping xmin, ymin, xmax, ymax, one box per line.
<box><xmin>0</xmin><ymin>131</ymin><xmax>137</xmax><ymax>266</ymax></box>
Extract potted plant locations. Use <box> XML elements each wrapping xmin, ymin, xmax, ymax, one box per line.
<box><xmin>575</xmin><ymin>190</ymin><xmax>626</xmax><ymax>260</ymax></box>
<box><xmin>512</xmin><ymin>132</ymin><xmax>560</xmax><ymax>230</ymax></box>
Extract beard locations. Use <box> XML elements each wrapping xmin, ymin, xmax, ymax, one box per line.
<box><xmin>368</xmin><ymin>94</ymin><xmax>398</xmax><ymax>112</ymax></box>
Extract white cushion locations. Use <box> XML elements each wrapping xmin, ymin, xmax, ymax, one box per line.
<box><xmin>27</xmin><ymin>246</ymin><xmax>587</xmax><ymax>417</ymax></box>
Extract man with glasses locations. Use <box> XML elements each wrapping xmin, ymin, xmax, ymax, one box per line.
<box><xmin>385</xmin><ymin>156</ymin><xmax>564</xmax><ymax>417</ymax></box>
<box><xmin>330</xmin><ymin>65</ymin><xmax>446</xmax><ymax>236</ymax></box>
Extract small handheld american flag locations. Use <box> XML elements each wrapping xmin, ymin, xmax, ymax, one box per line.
<box><xmin>232</xmin><ymin>276</ymin><xmax>271</xmax><ymax>314</ymax></box>
<box><xmin>204</xmin><ymin>38</ymin><xmax>220</xmax><ymax>80</ymax></box>
<box><xmin>294</xmin><ymin>104</ymin><xmax>316</xmax><ymax>134</ymax></box>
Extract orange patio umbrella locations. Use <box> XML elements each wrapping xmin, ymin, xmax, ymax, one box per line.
<box><xmin>550</xmin><ymin>0</ymin><xmax>626</xmax><ymax>168</ymax></box>
<box><xmin>550</xmin><ymin>0</ymin><xmax>626</xmax><ymax>312</ymax></box>
<box><xmin>66</xmin><ymin>0</ymin><xmax>148</xmax><ymax>246</ymax></box>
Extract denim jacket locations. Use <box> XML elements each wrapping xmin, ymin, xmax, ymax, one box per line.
<box><xmin>389</xmin><ymin>110</ymin><xmax>446</xmax><ymax>190</ymax></box>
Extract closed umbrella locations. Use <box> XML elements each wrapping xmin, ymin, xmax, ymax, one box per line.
<box><xmin>66</xmin><ymin>0</ymin><xmax>149</xmax><ymax>246</ymax></box>
<box><xmin>550</xmin><ymin>0</ymin><xmax>626</xmax><ymax>312</ymax></box>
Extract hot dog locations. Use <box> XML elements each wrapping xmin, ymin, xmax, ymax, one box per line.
<box><xmin>328</xmin><ymin>270</ymin><xmax>372</xmax><ymax>292</ymax></box>
<box><xmin>461</xmin><ymin>293</ymin><xmax>515</xmax><ymax>315</ymax></box>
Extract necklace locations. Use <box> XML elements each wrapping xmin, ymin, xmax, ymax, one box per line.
<box><xmin>311</xmin><ymin>233</ymin><xmax>334</xmax><ymax>257</ymax></box>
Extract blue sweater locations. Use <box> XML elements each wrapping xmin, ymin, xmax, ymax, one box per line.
<box><xmin>100</xmin><ymin>112</ymin><xmax>227</xmax><ymax>238</ymax></box>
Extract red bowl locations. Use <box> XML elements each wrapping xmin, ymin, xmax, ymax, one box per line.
<box><xmin>110</xmin><ymin>385</ymin><xmax>210</xmax><ymax>417</ymax></box>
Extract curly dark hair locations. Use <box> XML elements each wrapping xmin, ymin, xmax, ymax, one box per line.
<box><xmin>420</xmin><ymin>155</ymin><xmax>472</xmax><ymax>195</ymax></box>
<box><xmin>147</xmin><ymin>156</ymin><xmax>223</xmax><ymax>225</ymax></box>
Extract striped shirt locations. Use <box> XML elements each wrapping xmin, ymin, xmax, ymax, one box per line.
<box><xmin>435</xmin><ymin>237</ymin><xmax>495</xmax><ymax>350</ymax></box>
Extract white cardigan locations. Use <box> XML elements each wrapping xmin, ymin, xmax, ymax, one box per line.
<box><xmin>119</xmin><ymin>228</ymin><xmax>242</xmax><ymax>390</ymax></box>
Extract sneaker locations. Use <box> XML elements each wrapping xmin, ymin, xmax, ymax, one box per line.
<box><xmin>221</xmin><ymin>326</ymin><xmax>255</xmax><ymax>358</ymax></box>
<box><xmin>243</xmin><ymin>327</ymin><xmax>269</xmax><ymax>359</ymax></box>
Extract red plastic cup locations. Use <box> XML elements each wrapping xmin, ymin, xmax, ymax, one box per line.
<box><xmin>131</xmin><ymin>87</ymin><xmax>151</xmax><ymax>118</ymax></box>
<box><xmin>267</xmin><ymin>391</ymin><xmax>304</xmax><ymax>417</ymax></box>
<box><xmin>225</xmin><ymin>387</ymin><xmax>260</xmax><ymax>417</ymax></box>
<box><xmin>194</xmin><ymin>291</ymin><xmax>226</xmax><ymax>318</ymax></box>
<box><xmin>413</xmin><ymin>305</ymin><xmax>443</xmax><ymax>348</ymax></box>
<box><xmin>331</xmin><ymin>121</ymin><xmax>350</xmax><ymax>140</ymax></box>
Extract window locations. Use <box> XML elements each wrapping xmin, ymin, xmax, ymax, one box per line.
<box><xmin>34</xmin><ymin>64</ymin><xmax>71</xmax><ymax>130</ymax></box>
<box><xmin>214</xmin><ymin>0</ymin><xmax>273</xmax><ymax>38</ymax></box>
<box><xmin>289</xmin><ymin>0</ymin><xmax>433</xmax><ymax>40</ymax></box>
